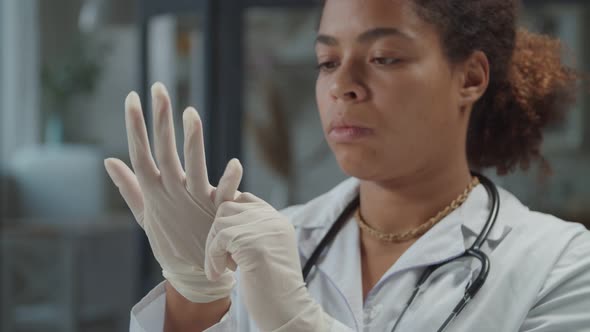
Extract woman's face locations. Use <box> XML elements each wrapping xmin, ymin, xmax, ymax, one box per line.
<box><xmin>316</xmin><ymin>0</ymin><xmax>470</xmax><ymax>181</ymax></box>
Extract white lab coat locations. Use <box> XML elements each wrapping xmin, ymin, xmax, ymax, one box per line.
<box><xmin>129</xmin><ymin>178</ymin><xmax>590</xmax><ymax>331</ymax></box>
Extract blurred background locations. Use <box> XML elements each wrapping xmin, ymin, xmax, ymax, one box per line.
<box><xmin>0</xmin><ymin>0</ymin><xmax>589</xmax><ymax>331</ymax></box>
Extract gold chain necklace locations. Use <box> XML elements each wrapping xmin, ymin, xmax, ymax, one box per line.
<box><xmin>355</xmin><ymin>176</ymin><xmax>480</xmax><ymax>243</ymax></box>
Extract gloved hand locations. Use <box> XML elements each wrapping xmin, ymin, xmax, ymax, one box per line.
<box><xmin>104</xmin><ymin>82</ymin><xmax>242</xmax><ymax>303</ymax></box>
<box><xmin>205</xmin><ymin>192</ymin><xmax>335</xmax><ymax>331</ymax></box>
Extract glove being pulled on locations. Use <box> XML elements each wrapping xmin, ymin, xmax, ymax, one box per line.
<box><xmin>205</xmin><ymin>192</ymin><xmax>334</xmax><ymax>331</ymax></box>
<box><xmin>104</xmin><ymin>82</ymin><xmax>241</xmax><ymax>303</ymax></box>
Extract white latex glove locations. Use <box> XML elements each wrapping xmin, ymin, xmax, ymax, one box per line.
<box><xmin>205</xmin><ymin>193</ymin><xmax>335</xmax><ymax>331</ymax></box>
<box><xmin>104</xmin><ymin>82</ymin><xmax>242</xmax><ymax>303</ymax></box>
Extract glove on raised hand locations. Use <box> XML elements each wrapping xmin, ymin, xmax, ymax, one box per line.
<box><xmin>104</xmin><ymin>82</ymin><xmax>242</xmax><ymax>303</ymax></box>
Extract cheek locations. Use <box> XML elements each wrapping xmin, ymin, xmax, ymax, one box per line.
<box><xmin>315</xmin><ymin>78</ymin><xmax>331</xmax><ymax>129</ymax></box>
<box><xmin>367</xmin><ymin>64</ymin><xmax>456</xmax><ymax>165</ymax></box>
<box><xmin>374</xmin><ymin>63</ymin><xmax>455</xmax><ymax>131</ymax></box>
<box><xmin>370</xmin><ymin>73</ymin><xmax>428</xmax><ymax>135</ymax></box>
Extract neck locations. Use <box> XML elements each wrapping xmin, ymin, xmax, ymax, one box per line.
<box><xmin>358</xmin><ymin>162</ymin><xmax>473</xmax><ymax>245</ymax></box>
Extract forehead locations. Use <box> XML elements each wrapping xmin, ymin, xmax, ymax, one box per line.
<box><xmin>318</xmin><ymin>0</ymin><xmax>427</xmax><ymax>41</ymax></box>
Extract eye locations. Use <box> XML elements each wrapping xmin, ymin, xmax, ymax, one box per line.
<box><xmin>372</xmin><ymin>57</ymin><xmax>400</xmax><ymax>66</ymax></box>
<box><xmin>316</xmin><ymin>61</ymin><xmax>339</xmax><ymax>72</ymax></box>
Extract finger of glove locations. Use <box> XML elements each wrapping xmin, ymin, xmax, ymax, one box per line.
<box><xmin>125</xmin><ymin>92</ymin><xmax>159</xmax><ymax>183</ymax></box>
<box><xmin>205</xmin><ymin>223</ymin><xmax>221</xmax><ymax>280</ymax></box>
<box><xmin>216</xmin><ymin>200</ymin><xmax>251</xmax><ymax>219</ymax></box>
<box><xmin>205</xmin><ymin>221</ymin><xmax>238</xmax><ymax>281</ymax></box>
<box><xmin>234</xmin><ymin>192</ymin><xmax>266</xmax><ymax>205</ymax></box>
<box><xmin>183</xmin><ymin>107</ymin><xmax>213</xmax><ymax>198</ymax></box>
<box><xmin>151</xmin><ymin>82</ymin><xmax>184</xmax><ymax>182</ymax></box>
<box><xmin>213</xmin><ymin>193</ymin><xmax>268</xmax><ymax>219</ymax></box>
<box><xmin>205</xmin><ymin>211</ymin><xmax>251</xmax><ymax>281</ymax></box>
<box><xmin>226</xmin><ymin>256</ymin><xmax>237</xmax><ymax>272</ymax></box>
<box><xmin>214</xmin><ymin>159</ymin><xmax>243</xmax><ymax>209</ymax></box>
<box><xmin>104</xmin><ymin>158</ymin><xmax>146</xmax><ymax>228</ymax></box>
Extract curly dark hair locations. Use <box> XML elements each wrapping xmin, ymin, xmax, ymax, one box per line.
<box><xmin>321</xmin><ymin>0</ymin><xmax>581</xmax><ymax>176</ymax></box>
<box><xmin>411</xmin><ymin>0</ymin><xmax>580</xmax><ymax>176</ymax></box>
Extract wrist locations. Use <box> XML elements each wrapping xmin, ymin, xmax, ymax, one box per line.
<box><xmin>164</xmin><ymin>281</ymin><xmax>231</xmax><ymax>331</ymax></box>
<box><xmin>163</xmin><ymin>269</ymin><xmax>235</xmax><ymax>303</ymax></box>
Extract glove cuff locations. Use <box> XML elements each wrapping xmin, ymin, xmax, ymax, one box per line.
<box><xmin>272</xmin><ymin>301</ymin><xmax>334</xmax><ymax>332</ymax></box>
<box><xmin>163</xmin><ymin>269</ymin><xmax>235</xmax><ymax>303</ymax></box>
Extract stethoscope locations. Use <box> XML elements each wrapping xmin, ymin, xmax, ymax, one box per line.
<box><xmin>302</xmin><ymin>172</ymin><xmax>500</xmax><ymax>332</ymax></box>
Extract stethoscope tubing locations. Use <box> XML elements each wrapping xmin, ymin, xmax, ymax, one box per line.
<box><xmin>301</xmin><ymin>172</ymin><xmax>500</xmax><ymax>331</ymax></box>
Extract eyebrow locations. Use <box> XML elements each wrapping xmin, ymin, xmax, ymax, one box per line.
<box><xmin>315</xmin><ymin>27</ymin><xmax>413</xmax><ymax>47</ymax></box>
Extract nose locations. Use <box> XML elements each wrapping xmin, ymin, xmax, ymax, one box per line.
<box><xmin>329</xmin><ymin>66</ymin><xmax>368</xmax><ymax>103</ymax></box>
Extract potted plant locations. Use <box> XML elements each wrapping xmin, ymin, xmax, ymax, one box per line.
<box><xmin>40</xmin><ymin>33</ymin><xmax>109</xmax><ymax>144</ymax></box>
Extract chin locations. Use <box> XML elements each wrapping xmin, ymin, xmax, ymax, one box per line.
<box><xmin>331</xmin><ymin>144</ymin><xmax>414</xmax><ymax>183</ymax></box>
<box><xmin>332</xmin><ymin>148</ymin><xmax>381</xmax><ymax>181</ymax></box>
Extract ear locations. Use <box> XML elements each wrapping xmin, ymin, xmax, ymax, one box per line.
<box><xmin>457</xmin><ymin>51</ymin><xmax>490</xmax><ymax>110</ymax></box>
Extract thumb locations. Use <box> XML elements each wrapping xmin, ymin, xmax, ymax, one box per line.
<box><xmin>104</xmin><ymin>158</ymin><xmax>145</xmax><ymax>228</ymax></box>
<box><xmin>214</xmin><ymin>158</ymin><xmax>243</xmax><ymax>208</ymax></box>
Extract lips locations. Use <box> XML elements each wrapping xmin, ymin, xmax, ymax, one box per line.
<box><xmin>327</xmin><ymin>119</ymin><xmax>374</xmax><ymax>143</ymax></box>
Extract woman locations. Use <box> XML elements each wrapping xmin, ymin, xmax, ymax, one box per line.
<box><xmin>105</xmin><ymin>0</ymin><xmax>590</xmax><ymax>331</ymax></box>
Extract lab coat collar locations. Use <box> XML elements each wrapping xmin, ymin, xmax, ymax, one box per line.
<box><xmin>294</xmin><ymin>177</ymin><xmax>513</xmax><ymax>263</ymax></box>
<box><xmin>291</xmin><ymin>177</ymin><xmax>516</xmax><ymax>325</ymax></box>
